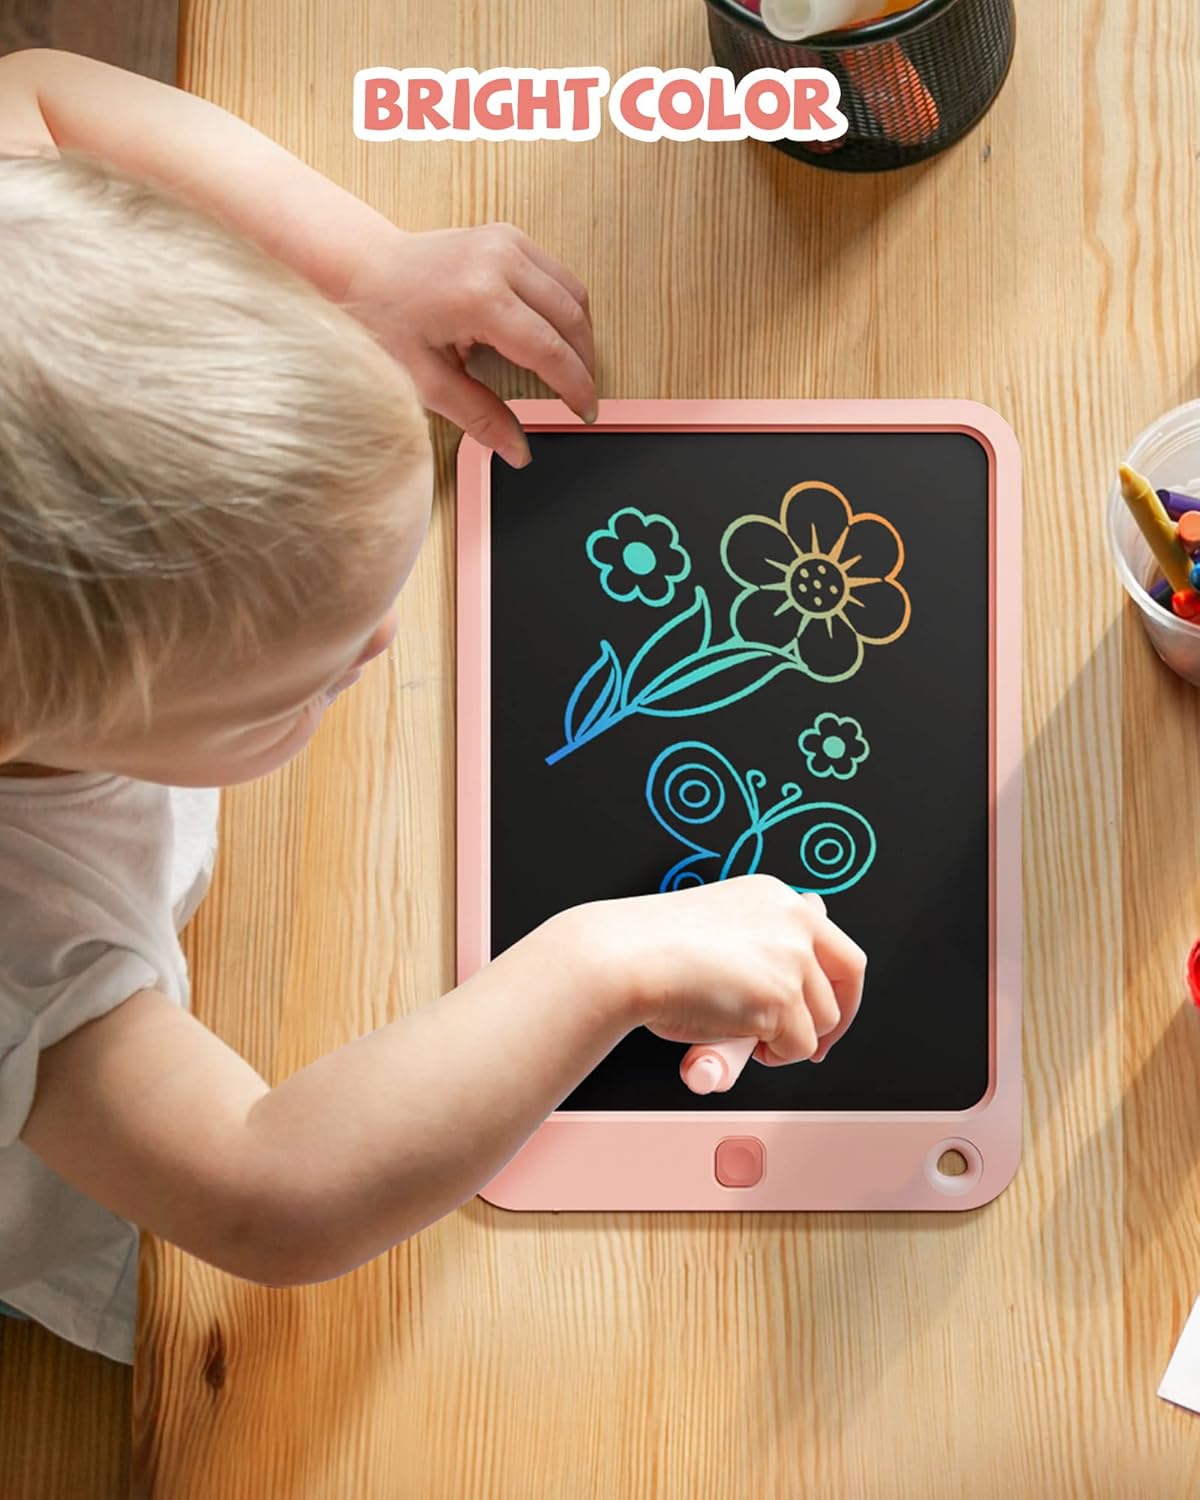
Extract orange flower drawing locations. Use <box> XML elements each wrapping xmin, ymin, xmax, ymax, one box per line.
<box><xmin>721</xmin><ymin>481</ymin><xmax>912</xmax><ymax>683</ymax></box>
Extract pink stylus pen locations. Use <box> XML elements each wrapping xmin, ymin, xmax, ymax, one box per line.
<box><xmin>680</xmin><ymin>1036</ymin><xmax>759</xmax><ymax>1095</ymax></box>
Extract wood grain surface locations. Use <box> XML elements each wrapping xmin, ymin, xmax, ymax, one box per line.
<box><xmin>0</xmin><ymin>1317</ymin><xmax>131</xmax><ymax>1499</ymax></box>
<box><xmin>128</xmin><ymin>0</ymin><xmax>1200</xmax><ymax>1494</ymax></box>
<box><xmin>0</xmin><ymin>0</ymin><xmax>177</xmax><ymax>80</ymax></box>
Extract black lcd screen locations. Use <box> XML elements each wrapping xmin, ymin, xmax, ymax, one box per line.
<box><xmin>488</xmin><ymin>429</ymin><xmax>991</xmax><ymax>1111</ymax></box>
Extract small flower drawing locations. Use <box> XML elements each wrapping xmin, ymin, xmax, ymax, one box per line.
<box><xmin>721</xmin><ymin>482</ymin><xmax>911</xmax><ymax>683</ymax></box>
<box><xmin>799</xmin><ymin>713</ymin><xmax>870</xmax><ymax>781</ymax></box>
<box><xmin>587</xmin><ymin>508</ymin><xmax>691</xmax><ymax>608</ymax></box>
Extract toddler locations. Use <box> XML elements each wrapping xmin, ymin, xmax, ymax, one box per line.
<box><xmin>0</xmin><ymin>50</ymin><xmax>865</xmax><ymax>1362</ymax></box>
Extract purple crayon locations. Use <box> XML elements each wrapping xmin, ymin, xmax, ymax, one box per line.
<box><xmin>1158</xmin><ymin>488</ymin><xmax>1200</xmax><ymax>521</ymax></box>
<box><xmin>1150</xmin><ymin>576</ymin><xmax>1174</xmax><ymax>611</ymax></box>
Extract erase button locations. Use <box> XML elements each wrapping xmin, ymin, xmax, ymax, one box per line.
<box><xmin>714</xmin><ymin>1136</ymin><xmax>764</xmax><ymax>1188</ymax></box>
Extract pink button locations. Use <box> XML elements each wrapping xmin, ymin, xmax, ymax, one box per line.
<box><xmin>714</xmin><ymin>1136</ymin><xmax>765</xmax><ymax>1188</ymax></box>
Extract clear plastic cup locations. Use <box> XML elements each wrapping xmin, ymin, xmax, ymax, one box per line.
<box><xmin>1106</xmin><ymin>400</ymin><xmax>1200</xmax><ymax>686</ymax></box>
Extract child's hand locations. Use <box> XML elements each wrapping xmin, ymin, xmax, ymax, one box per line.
<box><xmin>0</xmin><ymin>55</ymin><xmax>593</xmax><ymax>470</ymax></box>
<box><xmin>561</xmin><ymin>876</ymin><xmax>867</xmax><ymax>1066</ymax></box>
<box><xmin>344</xmin><ymin>223</ymin><xmax>595</xmax><ymax>469</ymax></box>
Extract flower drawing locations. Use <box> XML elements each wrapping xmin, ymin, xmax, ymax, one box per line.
<box><xmin>799</xmin><ymin>713</ymin><xmax>870</xmax><ymax>781</ymax></box>
<box><xmin>721</xmin><ymin>482</ymin><xmax>911</xmax><ymax>683</ymax></box>
<box><xmin>586</xmin><ymin>507</ymin><xmax>691</xmax><ymax>607</ymax></box>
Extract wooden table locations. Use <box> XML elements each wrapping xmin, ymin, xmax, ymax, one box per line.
<box><xmin>135</xmin><ymin>2</ymin><xmax>1200</xmax><ymax>1494</ymax></box>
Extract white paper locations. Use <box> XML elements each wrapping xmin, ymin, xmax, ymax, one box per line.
<box><xmin>1158</xmin><ymin>1298</ymin><xmax>1200</xmax><ymax>1415</ymax></box>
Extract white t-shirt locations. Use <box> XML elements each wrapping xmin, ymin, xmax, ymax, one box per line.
<box><xmin>0</xmin><ymin>773</ymin><xmax>218</xmax><ymax>1363</ymax></box>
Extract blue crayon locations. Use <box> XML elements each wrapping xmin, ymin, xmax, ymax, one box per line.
<box><xmin>1158</xmin><ymin>488</ymin><xmax>1200</xmax><ymax>521</ymax></box>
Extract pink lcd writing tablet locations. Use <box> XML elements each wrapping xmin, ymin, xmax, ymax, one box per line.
<box><xmin>458</xmin><ymin>400</ymin><xmax>1021</xmax><ymax>1211</ymax></box>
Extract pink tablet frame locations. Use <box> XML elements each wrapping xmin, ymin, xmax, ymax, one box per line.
<box><xmin>458</xmin><ymin>400</ymin><xmax>1021</xmax><ymax>1212</ymax></box>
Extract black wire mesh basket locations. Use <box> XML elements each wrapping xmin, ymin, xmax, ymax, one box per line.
<box><xmin>704</xmin><ymin>0</ymin><xmax>1015</xmax><ymax>172</ymax></box>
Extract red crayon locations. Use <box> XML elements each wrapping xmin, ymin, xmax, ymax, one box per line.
<box><xmin>1187</xmin><ymin>941</ymin><xmax>1200</xmax><ymax>1008</ymax></box>
<box><xmin>1171</xmin><ymin>589</ymin><xmax>1200</xmax><ymax>622</ymax></box>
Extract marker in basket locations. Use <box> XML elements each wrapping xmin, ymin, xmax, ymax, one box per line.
<box><xmin>756</xmin><ymin>2</ymin><xmax>939</xmax><ymax>149</ymax></box>
<box><xmin>842</xmin><ymin>40</ymin><xmax>939</xmax><ymax>146</ymax></box>
<box><xmin>759</xmin><ymin>0</ymin><xmax>915</xmax><ymax>40</ymax></box>
<box><xmin>760</xmin><ymin>0</ymin><xmax>891</xmax><ymax>37</ymax></box>
<box><xmin>1118</xmin><ymin>464</ymin><xmax>1194</xmax><ymax>598</ymax></box>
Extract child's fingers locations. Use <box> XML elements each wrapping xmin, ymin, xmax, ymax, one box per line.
<box><xmin>510</xmin><ymin>231</ymin><xmax>592</xmax><ymax>319</ymax></box>
<box><xmin>418</xmin><ymin>351</ymin><xmax>530</xmax><ymax>468</ymax></box>
<box><xmin>810</xmin><ymin>922</ymin><xmax>867</xmax><ymax>1062</ymax></box>
<box><xmin>483</xmin><ymin>294</ymin><xmax>598</xmax><ymax>424</ymax></box>
<box><xmin>509</xmin><ymin>259</ymin><xmax>596</xmax><ymax>389</ymax></box>
<box><xmin>802</xmin><ymin>958</ymin><xmax>840</xmax><ymax>1039</ymax></box>
<box><xmin>759</xmin><ymin>988</ymin><xmax>819</xmax><ymax>1066</ymax></box>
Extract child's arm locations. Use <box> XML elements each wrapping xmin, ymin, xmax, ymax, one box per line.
<box><xmin>21</xmin><ymin>879</ymin><xmax>864</xmax><ymax>1287</ymax></box>
<box><xmin>0</xmin><ymin>48</ymin><xmax>594</xmax><ymax>469</ymax></box>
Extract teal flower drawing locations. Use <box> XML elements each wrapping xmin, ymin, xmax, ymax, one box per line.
<box><xmin>799</xmin><ymin>713</ymin><xmax>870</xmax><ymax>781</ymax></box>
<box><xmin>587</xmin><ymin>508</ymin><xmax>691</xmax><ymax>607</ymax></box>
<box><xmin>721</xmin><ymin>482</ymin><xmax>912</xmax><ymax>683</ymax></box>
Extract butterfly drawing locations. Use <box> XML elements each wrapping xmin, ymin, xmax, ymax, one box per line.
<box><xmin>645</xmin><ymin>740</ymin><xmax>877</xmax><ymax>897</ymax></box>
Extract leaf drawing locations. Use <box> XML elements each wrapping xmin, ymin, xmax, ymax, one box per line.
<box><xmin>637</xmin><ymin>643</ymin><xmax>797</xmax><ymax>715</ymax></box>
<box><xmin>620</xmin><ymin>588</ymin><xmax>712</xmax><ymax>707</ymax></box>
<box><xmin>562</xmin><ymin>640</ymin><xmax>622</xmax><ymax>748</ymax></box>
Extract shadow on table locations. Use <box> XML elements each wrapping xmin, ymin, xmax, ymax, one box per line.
<box><xmin>1038</xmin><ymin>602</ymin><xmax>1200</xmax><ymax>1312</ymax></box>
<box><xmin>450</xmin><ymin>599</ymin><xmax>1200</xmax><ymax>1448</ymax></box>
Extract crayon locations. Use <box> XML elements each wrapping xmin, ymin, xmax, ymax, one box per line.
<box><xmin>1172</xmin><ymin>590</ymin><xmax>1200</xmax><ymax>622</ymax></box>
<box><xmin>1178</xmin><ymin>511</ymin><xmax>1200</xmax><ymax>551</ymax></box>
<box><xmin>1187</xmin><ymin>940</ymin><xmax>1200</xmax><ymax>1009</ymax></box>
<box><xmin>1119</xmin><ymin>464</ymin><xmax>1194</xmax><ymax>594</ymax></box>
<box><xmin>1160</xmin><ymin>489</ymin><xmax>1200</xmax><ymax>522</ymax></box>
<box><xmin>1150</xmin><ymin>577</ymin><xmax>1174</xmax><ymax>607</ymax></box>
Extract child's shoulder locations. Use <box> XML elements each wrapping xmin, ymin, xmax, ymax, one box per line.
<box><xmin>0</xmin><ymin>773</ymin><xmax>217</xmax><ymax>987</ymax></box>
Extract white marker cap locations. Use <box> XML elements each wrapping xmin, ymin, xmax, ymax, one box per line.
<box><xmin>760</xmin><ymin>0</ymin><xmax>884</xmax><ymax>41</ymax></box>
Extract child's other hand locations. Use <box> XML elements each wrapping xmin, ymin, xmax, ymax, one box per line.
<box><xmin>560</xmin><ymin>877</ymin><xmax>867</xmax><ymax>1066</ymax></box>
<box><xmin>344</xmin><ymin>223</ymin><xmax>595</xmax><ymax>469</ymax></box>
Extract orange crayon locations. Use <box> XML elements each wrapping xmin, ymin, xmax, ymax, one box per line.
<box><xmin>1178</xmin><ymin>511</ymin><xmax>1200</xmax><ymax>551</ymax></box>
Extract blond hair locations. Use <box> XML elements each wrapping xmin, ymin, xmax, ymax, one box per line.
<box><xmin>0</xmin><ymin>150</ymin><xmax>429</xmax><ymax>742</ymax></box>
